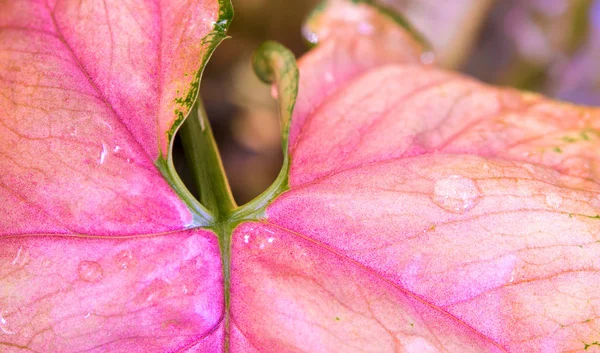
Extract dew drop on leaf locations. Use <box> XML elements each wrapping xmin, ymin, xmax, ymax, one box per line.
<box><xmin>77</xmin><ymin>261</ymin><xmax>104</xmax><ymax>283</ymax></box>
<box><xmin>114</xmin><ymin>249</ymin><xmax>134</xmax><ymax>270</ymax></box>
<box><xmin>0</xmin><ymin>311</ymin><xmax>15</xmax><ymax>335</ymax></box>
<box><xmin>99</xmin><ymin>143</ymin><xmax>108</xmax><ymax>165</ymax></box>
<box><xmin>11</xmin><ymin>246</ymin><xmax>29</xmax><ymax>268</ymax></box>
<box><xmin>432</xmin><ymin>175</ymin><xmax>481</xmax><ymax>214</ymax></box>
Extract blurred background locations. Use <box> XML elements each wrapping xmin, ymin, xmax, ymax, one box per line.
<box><xmin>175</xmin><ymin>0</ymin><xmax>600</xmax><ymax>205</ymax></box>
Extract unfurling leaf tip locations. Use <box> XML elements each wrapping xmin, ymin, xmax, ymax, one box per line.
<box><xmin>252</xmin><ymin>41</ymin><xmax>288</xmax><ymax>84</ymax></box>
<box><xmin>250</xmin><ymin>41</ymin><xmax>298</xmax><ymax>135</ymax></box>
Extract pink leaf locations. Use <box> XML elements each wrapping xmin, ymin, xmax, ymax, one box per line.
<box><xmin>0</xmin><ymin>1</ymin><xmax>228</xmax><ymax>351</ymax></box>
<box><xmin>4</xmin><ymin>0</ymin><xmax>600</xmax><ymax>351</ymax></box>
<box><xmin>231</xmin><ymin>1</ymin><xmax>600</xmax><ymax>351</ymax></box>
<box><xmin>0</xmin><ymin>0</ymin><xmax>221</xmax><ymax>234</ymax></box>
<box><xmin>0</xmin><ymin>230</ymin><xmax>224</xmax><ymax>352</ymax></box>
<box><xmin>231</xmin><ymin>222</ymin><xmax>504</xmax><ymax>352</ymax></box>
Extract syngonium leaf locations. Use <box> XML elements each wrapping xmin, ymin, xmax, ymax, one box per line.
<box><xmin>0</xmin><ymin>0</ymin><xmax>234</xmax><ymax>232</ymax></box>
<box><xmin>230</xmin><ymin>1</ymin><xmax>600</xmax><ymax>352</ymax></box>
<box><xmin>0</xmin><ymin>0</ymin><xmax>231</xmax><ymax>351</ymax></box>
<box><xmin>2</xmin><ymin>0</ymin><xmax>600</xmax><ymax>352</ymax></box>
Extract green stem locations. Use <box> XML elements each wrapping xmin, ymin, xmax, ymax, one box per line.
<box><xmin>179</xmin><ymin>99</ymin><xmax>237</xmax><ymax>220</ymax></box>
<box><xmin>179</xmin><ymin>98</ymin><xmax>236</xmax><ymax>352</ymax></box>
<box><xmin>230</xmin><ymin>41</ymin><xmax>299</xmax><ymax>222</ymax></box>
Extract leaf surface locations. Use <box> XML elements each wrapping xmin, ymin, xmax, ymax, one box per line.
<box><xmin>0</xmin><ymin>0</ymin><xmax>226</xmax><ymax>234</ymax></box>
<box><xmin>230</xmin><ymin>1</ymin><xmax>600</xmax><ymax>351</ymax></box>
<box><xmin>4</xmin><ymin>0</ymin><xmax>600</xmax><ymax>351</ymax></box>
<box><xmin>0</xmin><ymin>230</ymin><xmax>223</xmax><ymax>352</ymax></box>
<box><xmin>0</xmin><ymin>1</ymin><xmax>229</xmax><ymax>351</ymax></box>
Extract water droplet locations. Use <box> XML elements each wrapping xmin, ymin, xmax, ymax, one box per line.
<box><xmin>545</xmin><ymin>193</ymin><xmax>563</xmax><ymax>210</ymax></box>
<box><xmin>243</xmin><ymin>234</ymin><xmax>250</xmax><ymax>244</ymax></box>
<box><xmin>78</xmin><ymin>261</ymin><xmax>103</xmax><ymax>283</ymax></box>
<box><xmin>559</xmin><ymin>156</ymin><xmax>591</xmax><ymax>179</ymax></box>
<box><xmin>267</xmin><ymin>237</ymin><xmax>274</xmax><ymax>243</ymax></box>
<box><xmin>302</xmin><ymin>27</ymin><xmax>319</xmax><ymax>44</ymax></box>
<box><xmin>433</xmin><ymin>175</ymin><xmax>481</xmax><ymax>214</ymax></box>
<box><xmin>11</xmin><ymin>246</ymin><xmax>29</xmax><ymax>268</ymax></box>
<box><xmin>84</xmin><ymin>312</ymin><xmax>91</xmax><ymax>319</ymax></box>
<box><xmin>113</xmin><ymin>145</ymin><xmax>121</xmax><ymax>153</ymax></box>
<box><xmin>0</xmin><ymin>311</ymin><xmax>14</xmax><ymax>335</ymax></box>
<box><xmin>99</xmin><ymin>143</ymin><xmax>108</xmax><ymax>165</ymax></box>
<box><xmin>114</xmin><ymin>249</ymin><xmax>133</xmax><ymax>270</ymax></box>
